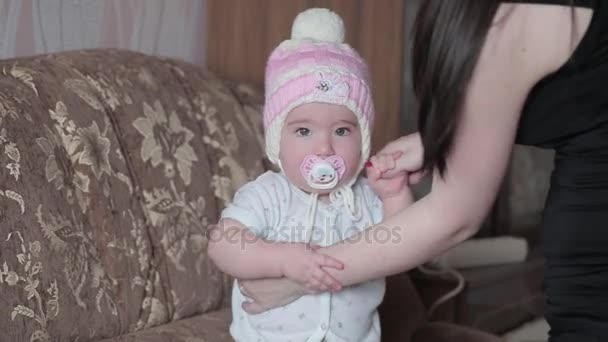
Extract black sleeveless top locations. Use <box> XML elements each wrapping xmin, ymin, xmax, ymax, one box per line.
<box><xmin>515</xmin><ymin>0</ymin><xmax>608</xmax><ymax>152</ymax></box>
<box><xmin>502</xmin><ymin>1</ymin><xmax>608</xmax><ymax>338</ymax></box>
<box><xmin>502</xmin><ymin>0</ymin><xmax>608</xmax><ymax>262</ymax></box>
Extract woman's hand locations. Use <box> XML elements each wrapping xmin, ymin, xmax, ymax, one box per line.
<box><xmin>238</xmin><ymin>277</ymin><xmax>309</xmax><ymax>315</ymax></box>
<box><xmin>376</xmin><ymin>132</ymin><xmax>426</xmax><ymax>184</ymax></box>
<box><xmin>366</xmin><ymin>152</ymin><xmax>410</xmax><ymax>199</ymax></box>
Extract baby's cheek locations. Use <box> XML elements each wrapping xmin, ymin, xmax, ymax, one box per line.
<box><xmin>346</xmin><ymin>149</ymin><xmax>362</xmax><ymax>169</ymax></box>
<box><xmin>336</xmin><ymin>143</ymin><xmax>359</xmax><ymax>164</ymax></box>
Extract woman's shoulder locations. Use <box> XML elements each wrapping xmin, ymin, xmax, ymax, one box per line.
<box><xmin>483</xmin><ymin>2</ymin><xmax>593</xmax><ymax>81</ymax></box>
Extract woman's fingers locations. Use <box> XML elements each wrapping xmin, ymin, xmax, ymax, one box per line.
<box><xmin>387</xmin><ymin>152</ymin><xmax>402</xmax><ymax>170</ymax></box>
<box><xmin>366</xmin><ymin>161</ymin><xmax>381</xmax><ymax>181</ymax></box>
<box><xmin>377</xmin><ymin>135</ymin><xmax>409</xmax><ymax>155</ymax></box>
<box><xmin>391</xmin><ymin>151</ymin><xmax>404</xmax><ymax>160</ymax></box>
<box><xmin>382</xmin><ymin>152</ymin><xmax>422</xmax><ymax>178</ymax></box>
<box><xmin>376</xmin><ymin>133</ymin><xmax>424</xmax><ymax>178</ymax></box>
<box><xmin>375</xmin><ymin>155</ymin><xmax>387</xmax><ymax>173</ymax></box>
<box><xmin>408</xmin><ymin>170</ymin><xmax>427</xmax><ymax>184</ymax></box>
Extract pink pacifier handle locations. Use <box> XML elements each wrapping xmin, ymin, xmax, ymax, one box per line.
<box><xmin>300</xmin><ymin>155</ymin><xmax>346</xmax><ymax>190</ymax></box>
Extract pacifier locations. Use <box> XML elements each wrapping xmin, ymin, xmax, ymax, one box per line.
<box><xmin>300</xmin><ymin>155</ymin><xmax>346</xmax><ymax>190</ymax></box>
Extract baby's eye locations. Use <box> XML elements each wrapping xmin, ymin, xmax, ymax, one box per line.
<box><xmin>296</xmin><ymin>127</ymin><xmax>311</xmax><ymax>137</ymax></box>
<box><xmin>335</xmin><ymin>127</ymin><xmax>351</xmax><ymax>136</ymax></box>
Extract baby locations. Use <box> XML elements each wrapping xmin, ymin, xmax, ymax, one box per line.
<box><xmin>208</xmin><ymin>8</ymin><xmax>413</xmax><ymax>342</ymax></box>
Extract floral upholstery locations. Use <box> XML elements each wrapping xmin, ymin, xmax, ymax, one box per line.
<box><xmin>0</xmin><ymin>49</ymin><xmax>264</xmax><ymax>342</ymax></box>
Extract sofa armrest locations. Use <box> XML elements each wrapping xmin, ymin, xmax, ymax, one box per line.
<box><xmin>413</xmin><ymin>321</ymin><xmax>504</xmax><ymax>342</ymax></box>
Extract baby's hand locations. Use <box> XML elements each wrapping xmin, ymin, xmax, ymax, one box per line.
<box><xmin>277</xmin><ymin>243</ymin><xmax>343</xmax><ymax>293</ymax></box>
<box><xmin>366</xmin><ymin>152</ymin><xmax>410</xmax><ymax>200</ymax></box>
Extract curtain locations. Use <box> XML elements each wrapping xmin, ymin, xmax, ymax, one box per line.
<box><xmin>0</xmin><ymin>0</ymin><xmax>207</xmax><ymax>65</ymax></box>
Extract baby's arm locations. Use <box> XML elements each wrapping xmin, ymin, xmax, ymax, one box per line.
<box><xmin>380</xmin><ymin>187</ymin><xmax>414</xmax><ymax>219</ymax></box>
<box><xmin>207</xmin><ymin>177</ymin><xmax>344</xmax><ymax>291</ymax></box>
<box><xmin>208</xmin><ymin>218</ymin><xmax>284</xmax><ymax>279</ymax></box>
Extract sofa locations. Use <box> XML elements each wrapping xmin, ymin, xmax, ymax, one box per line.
<box><xmin>0</xmin><ymin>49</ymin><xmax>503</xmax><ymax>342</ymax></box>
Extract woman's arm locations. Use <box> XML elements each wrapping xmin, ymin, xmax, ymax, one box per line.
<box><xmin>316</xmin><ymin>3</ymin><xmax>591</xmax><ymax>286</ymax></box>
<box><xmin>239</xmin><ymin>4</ymin><xmax>592</xmax><ymax>313</ymax></box>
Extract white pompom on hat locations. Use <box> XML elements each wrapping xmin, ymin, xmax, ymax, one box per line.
<box><xmin>290</xmin><ymin>8</ymin><xmax>345</xmax><ymax>43</ymax></box>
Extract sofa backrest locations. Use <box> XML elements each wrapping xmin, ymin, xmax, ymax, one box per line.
<box><xmin>0</xmin><ymin>49</ymin><xmax>265</xmax><ymax>341</ymax></box>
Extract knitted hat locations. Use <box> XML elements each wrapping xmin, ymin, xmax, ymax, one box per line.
<box><xmin>263</xmin><ymin>8</ymin><xmax>375</xmax><ymax>182</ymax></box>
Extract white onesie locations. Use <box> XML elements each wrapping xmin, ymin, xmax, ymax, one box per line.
<box><xmin>220</xmin><ymin>171</ymin><xmax>386</xmax><ymax>342</ymax></box>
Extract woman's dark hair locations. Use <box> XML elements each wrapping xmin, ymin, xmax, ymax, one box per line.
<box><xmin>412</xmin><ymin>1</ymin><xmax>577</xmax><ymax>176</ymax></box>
<box><xmin>412</xmin><ymin>1</ymin><xmax>501</xmax><ymax>176</ymax></box>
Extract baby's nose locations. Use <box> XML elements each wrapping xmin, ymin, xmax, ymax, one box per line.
<box><xmin>315</xmin><ymin>139</ymin><xmax>334</xmax><ymax>157</ymax></box>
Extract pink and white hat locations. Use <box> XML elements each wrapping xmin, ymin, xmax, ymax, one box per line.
<box><xmin>263</xmin><ymin>8</ymin><xmax>375</xmax><ymax>180</ymax></box>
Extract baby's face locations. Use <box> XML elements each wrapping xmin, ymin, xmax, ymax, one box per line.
<box><xmin>279</xmin><ymin>102</ymin><xmax>362</xmax><ymax>194</ymax></box>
